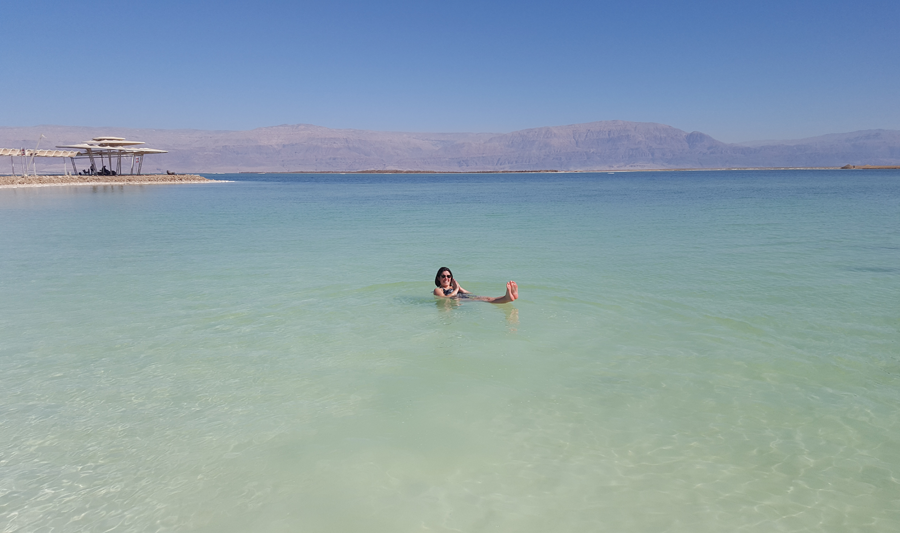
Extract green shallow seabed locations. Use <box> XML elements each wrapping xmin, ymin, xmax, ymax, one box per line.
<box><xmin>1</xmin><ymin>170</ymin><xmax>898</xmax><ymax>532</ymax></box>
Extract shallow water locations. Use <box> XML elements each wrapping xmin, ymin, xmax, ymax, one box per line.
<box><xmin>1</xmin><ymin>170</ymin><xmax>898</xmax><ymax>532</ymax></box>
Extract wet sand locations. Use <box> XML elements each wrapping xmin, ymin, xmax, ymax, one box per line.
<box><xmin>0</xmin><ymin>174</ymin><xmax>214</xmax><ymax>188</ymax></box>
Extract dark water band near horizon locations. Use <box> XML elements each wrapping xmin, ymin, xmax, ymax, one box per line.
<box><xmin>1</xmin><ymin>170</ymin><xmax>898</xmax><ymax>532</ymax></box>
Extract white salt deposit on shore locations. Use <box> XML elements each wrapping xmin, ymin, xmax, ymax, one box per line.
<box><xmin>0</xmin><ymin>174</ymin><xmax>215</xmax><ymax>188</ymax></box>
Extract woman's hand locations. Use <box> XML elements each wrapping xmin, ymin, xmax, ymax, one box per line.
<box><xmin>451</xmin><ymin>279</ymin><xmax>459</xmax><ymax>290</ymax></box>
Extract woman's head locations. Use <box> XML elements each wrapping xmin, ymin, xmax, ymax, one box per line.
<box><xmin>435</xmin><ymin>267</ymin><xmax>453</xmax><ymax>287</ymax></box>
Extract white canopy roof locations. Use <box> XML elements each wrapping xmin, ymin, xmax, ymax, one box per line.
<box><xmin>56</xmin><ymin>136</ymin><xmax>166</xmax><ymax>154</ymax></box>
<box><xmin>0</xmin><ymin>148</ymin><xmax>80</xmax><ymax>157</ymax></box>
<box><xmin>122</xmin><ymin>147</ymin><xmax>167</xmax><ymax>154</ymax></box>
<box><xmin>57</xmin><ymin>143</ymin><xmax>103</xmax><ymax>150</ymax></box>
<box><xmin>56</xmin><ymin>143</ymin><xmax>167</xmax><ymax>154</ymax></box>
<box><xmin>90</xmin><ymin>139</ymin><xmax>145</xmax><ymax>146</ymax></box>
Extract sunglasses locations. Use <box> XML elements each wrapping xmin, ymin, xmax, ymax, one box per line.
<box><xmin>440</xmin><ymin>274</ymin><xmax>452</xmax><ymax>278</ymax></box>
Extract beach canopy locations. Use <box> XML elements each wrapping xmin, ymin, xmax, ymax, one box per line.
<box><xmin>4</xmin><ymin>135</ymin><xmax>168</xmax><ymax>176</ymax></box>
<box><xmin>55</xmin><ymin>136</ymin><xmax>168</xmax><ymax>175</ymax></box>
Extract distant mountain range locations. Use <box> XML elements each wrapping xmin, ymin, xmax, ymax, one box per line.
<box><xmin>2</xmin><ymin>121</ymin><xmax>899</xmax><ymax>173</ymax></box>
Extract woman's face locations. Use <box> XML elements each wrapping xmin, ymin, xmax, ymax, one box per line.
<box><xmin>439</xmin><ymin>271</ymin><xmax>453</xmax><ymax>287</ymax></box>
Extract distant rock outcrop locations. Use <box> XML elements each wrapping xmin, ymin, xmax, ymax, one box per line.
<box><xmin>2</xmin><ymin>121</ymin><xmax>899</xmax><ymax>173</ymax></box>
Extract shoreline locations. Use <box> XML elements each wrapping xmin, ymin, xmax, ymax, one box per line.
<box><xmin>236</xmin><ymin>165</ymin><xmax>900</xmax><ymax>174</ymax></box>
<box><xmin>0</xmin><ymin>174</ymin><xmax>216</xmax><ymax>189</ymax></box>
<box><xmin>4</xmin><ymin>166</ymin><xmax>895</xmax><ymax>187</ymax></box>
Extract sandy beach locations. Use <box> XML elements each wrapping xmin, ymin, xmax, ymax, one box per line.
<box><xmin>0</xmin><ymin>174</ymin><xmax>214</xmax><ymax>189</ymax></box>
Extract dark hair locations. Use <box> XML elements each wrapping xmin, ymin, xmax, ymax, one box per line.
<box><xmin>435</xmin><ymin>267</ymin><xmax>453</xmax><ymax>287</ymax></box>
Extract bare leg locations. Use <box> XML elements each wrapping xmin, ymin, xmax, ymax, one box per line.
<box><xmin>472</xmin><ymin>281</ymin><xmax>518</xmax><ymax>304</ymax></box>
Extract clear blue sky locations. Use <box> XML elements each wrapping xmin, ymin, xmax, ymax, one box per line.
<box><xmin>3</xmin><ymin>0</ymin><xmax>898</xmax><ymax>142</ymax></box>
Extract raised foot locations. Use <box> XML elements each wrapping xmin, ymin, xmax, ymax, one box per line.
<box><xmin>507</xmin><ymin>280</ymin><xmax>518</xmax><ymax>301</ymax></box>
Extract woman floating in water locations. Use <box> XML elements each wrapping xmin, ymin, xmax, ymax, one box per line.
<box><xmin>433</xmin><ymin>267</ymin><xmax>518</xmax><ymax>304</ymax></box>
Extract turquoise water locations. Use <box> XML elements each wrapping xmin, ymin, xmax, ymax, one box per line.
<box><xmin>1</xmin><ymin>170</ymin><xmax>898</xmax><ymax>532</ymax></box>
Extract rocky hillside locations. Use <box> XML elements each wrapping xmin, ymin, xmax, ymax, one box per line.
<box><xmin>2</xmin><ymin>122</ymin><xmax>898</xmax><ymax>173</ymax></box>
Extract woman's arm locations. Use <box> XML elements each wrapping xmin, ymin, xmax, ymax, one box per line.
<box><xmin>453</xmin><ymin>279</ymin><xmax>470</xmax><ymax>294</ymax></box>
<box><xmin>434</xmin><ymin>279</ymin><xmax>465</xmax><ymax>298</ymax></box>
<box><xmin>434</xmin><ymin>286</ymin><xmax>459</xmax><ymax>298</ymax></box>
